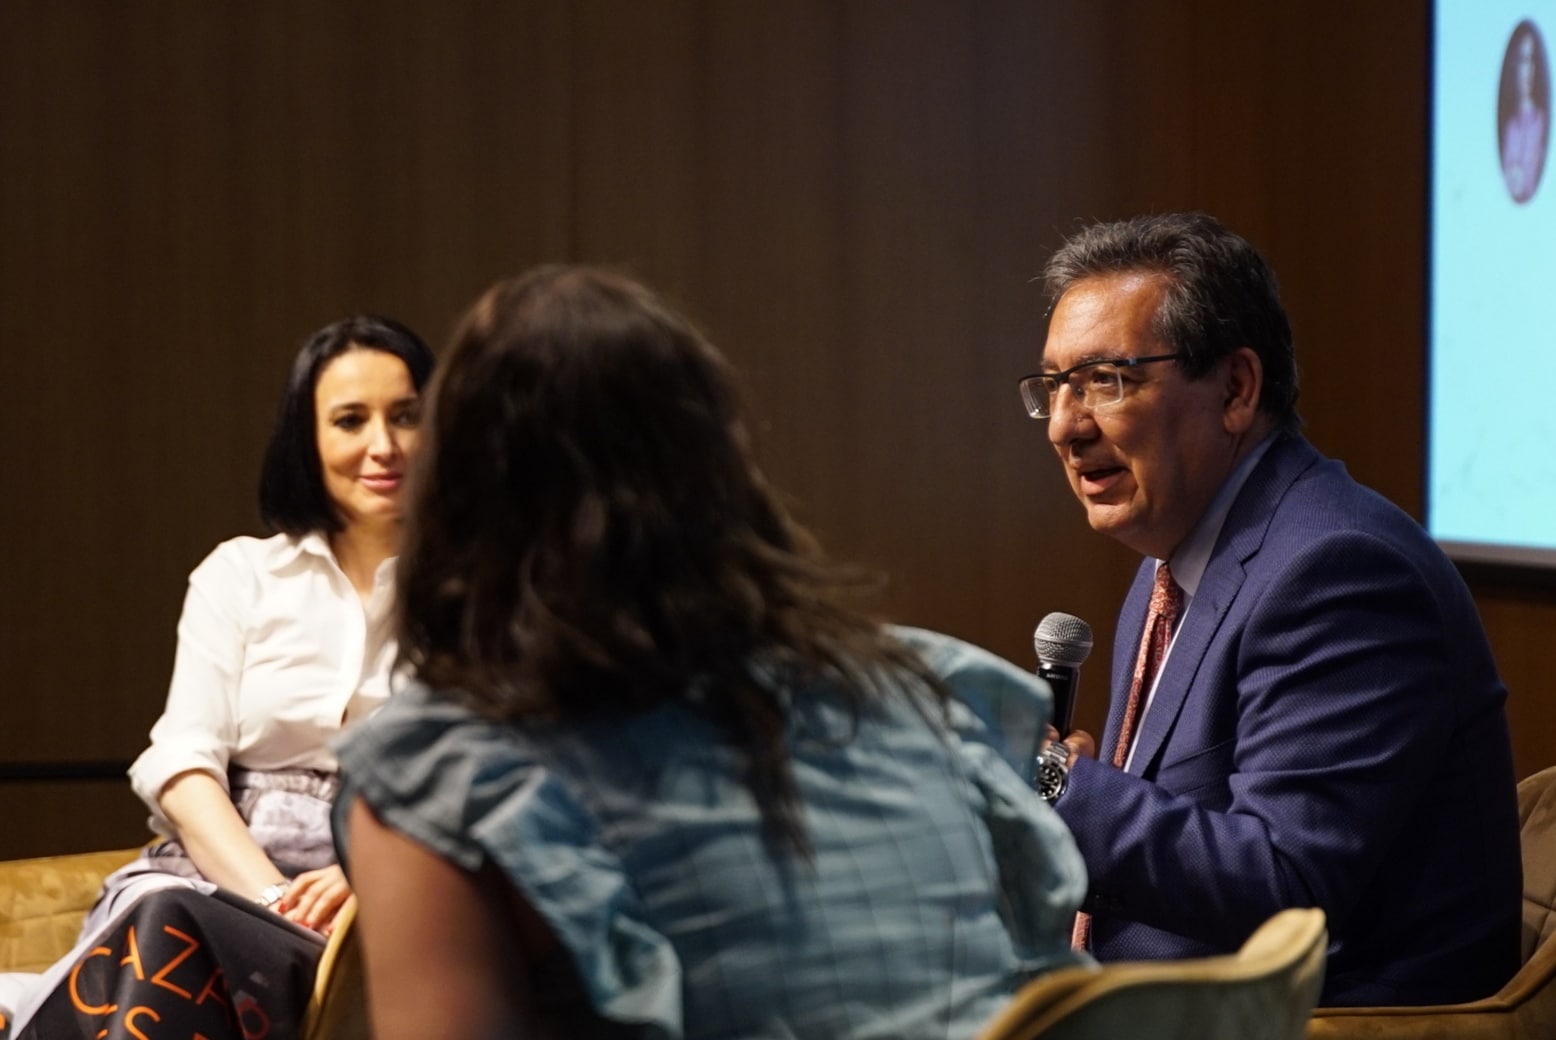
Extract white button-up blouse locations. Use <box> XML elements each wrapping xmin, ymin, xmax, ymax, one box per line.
<box><xmin>129</xmin><ymin>531</ymin><xmax>398</xmax><ymax>836</ymax></box>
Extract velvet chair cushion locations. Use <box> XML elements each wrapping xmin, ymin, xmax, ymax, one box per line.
<box><xmin>0</xmin><ymin>848</ymin><xmax>140</xmax><ymax>974</ymax></box>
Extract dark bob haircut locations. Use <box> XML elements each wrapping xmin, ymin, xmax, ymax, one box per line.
<box><xmin>258</xmin><ymin>314</ymin><xmax>436</xmax><ymax>536</ymax></box>
<box><xmin>1043</xmin><ymin>212</ymin><xmax>1302</xmax><ymax>432</ymax></box>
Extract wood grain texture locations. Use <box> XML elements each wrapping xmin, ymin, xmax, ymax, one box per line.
<box><xmin>0</xmin><ymin>1</ymin><xmax>1546</xmax><ymax>857</ymax></box>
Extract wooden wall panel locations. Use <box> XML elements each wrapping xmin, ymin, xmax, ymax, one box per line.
<box><xmin>0</xmin><ymin>0</ymin><xmax>578</xmax><ymax>855</ymax></box>
<box><xmin>1464</xmin><ymin>572</ymin><xmax>1556</xmax><ymax>786</ymax></box>
<box><xmin>0</xmin><ymin>785</ymin><xmax>150</xmax><ymax>862</ymax></box>
<box><xmin>1</xmin><ymin>0</ymin><xmax>1551</xmax><ymax>857</ymax></box>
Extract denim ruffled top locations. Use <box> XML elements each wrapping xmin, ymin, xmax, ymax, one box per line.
<box><xmin>333</xmin><ymin>628</ymin><xmax>1087</xmax><ymax>1040</ymax></box>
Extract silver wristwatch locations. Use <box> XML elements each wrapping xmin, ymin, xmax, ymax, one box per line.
<box><xmin>1036</xmin><ymin>742</ymin><xmax>1071</xmax><ymax>805</ymax></box>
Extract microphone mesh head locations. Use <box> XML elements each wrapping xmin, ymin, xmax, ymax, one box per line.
<box><xmin>1033</xmin><ymin>612</ymin><xmax>1094</xmax><ymax>666</ymax></box>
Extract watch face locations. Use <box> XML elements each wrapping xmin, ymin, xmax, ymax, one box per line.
<box><xmin>1038</xmin><ymin>762</ymin><xmax>1066</xmax><ymax>803</ymax></box>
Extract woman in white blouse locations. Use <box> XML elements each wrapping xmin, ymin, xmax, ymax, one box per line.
<box><xmin>121</xmin><ymin>313</ymin><xmax>435</xmax><ymax>934</ymax></box>
<box><xmin>0</xmin><ymin>315</ymin><xmax>435</xmax><ymax>1035</ymax></box>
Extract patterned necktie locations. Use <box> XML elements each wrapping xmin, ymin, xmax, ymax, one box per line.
<box><xmin>1112</xmin><ymin>562</ymin><xmax>1183</xmax><ymax>768</ymax></box>
<box><xmin>1072</xmin><ymin>561</ymin><xmax>1183</xmax><ymax>951</ymax></box>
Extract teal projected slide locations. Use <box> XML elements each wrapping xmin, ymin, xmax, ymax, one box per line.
<box><xmin>1430</xmin><ymin>3</ymin><xmax>1556</xmax><ymax>566</ymax></box>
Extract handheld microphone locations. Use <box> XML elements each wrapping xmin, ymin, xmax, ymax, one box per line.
<box><xmin>1033</xmin><ymin>612</ymin><xmax>1094</xmax><ymax>737</ymax></box>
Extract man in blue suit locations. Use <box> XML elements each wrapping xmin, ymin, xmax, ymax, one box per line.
<box><xmin>1025</xmin><ymin>212</ymin><xmax>1522</xmax><ymax>1006</ymax></box>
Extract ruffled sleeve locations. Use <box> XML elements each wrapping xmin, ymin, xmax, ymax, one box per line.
<box><xmin>333</xmin><ymin>685</ymin><xmax>685</xmax><ymax>1038</ymax></box>
<box><xmin>888</xmin><ymin>624</ymin><xmax>1052</xmax><ymax>776</ymax></box>
<box><xmin>889</xmin><ymin>625</ymin><xmax>1092</xmax><ymax>975</ymax></box>
<box><xmin>951</xmin><ymin>731</ymin><xmax>1091</xmax><ymax>976</ymax></box>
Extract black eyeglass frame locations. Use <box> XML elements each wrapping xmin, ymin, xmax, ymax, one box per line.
<box><xmin>1017</xmin><ymin>352</ymin><xmax>1185</xmax><ymax>418</ymax></box>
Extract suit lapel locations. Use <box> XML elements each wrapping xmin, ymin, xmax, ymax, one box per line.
<box><xmin>1121</xmin><ymin>434</ymin><xmax>1323</xmax><ymax>776</ymax></box>
<box><xmin>1126</xmin><ymin>558</ymin><xmax>1240</xmax><ymax>773</ymax></box>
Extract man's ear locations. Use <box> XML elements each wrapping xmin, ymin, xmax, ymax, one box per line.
<box><xmin>1223</xmin><ymin>346</ymin><xmax>1263</xmax><ymax>434</ymax></box>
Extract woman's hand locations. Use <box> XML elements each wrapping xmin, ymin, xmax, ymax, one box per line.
<box><xmin>280</xmin><ymin>864</ymin><xmax>353</xmax><ymax>935</ymax></box>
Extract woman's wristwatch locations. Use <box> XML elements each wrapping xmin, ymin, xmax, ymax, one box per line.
<box><xmin>255</xmin><ymin>881</ymin><xmax>292</xmax><ymax>910</ymax></box>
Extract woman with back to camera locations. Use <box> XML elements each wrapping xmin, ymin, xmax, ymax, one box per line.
<box><xmin>1</xmin><ymin>315</ymin><xmax>435</xmax><ymax>1036</ymax></box>
<box><xmin>334</xmin><ymin>266</ymin><xmax>1088</xmax><ymax>1040</ymax></box>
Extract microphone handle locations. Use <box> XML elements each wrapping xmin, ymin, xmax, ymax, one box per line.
<box><xmin>1037</xmin><ymin>661</ymin><xmax>1079</xmax><ymax>737</ymax></box>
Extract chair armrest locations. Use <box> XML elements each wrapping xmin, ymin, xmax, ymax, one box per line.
<box><xmin>0</xmin><ymin>848</ymin><xmax>141</xmax><ymax>972</ymax></box>
<box><xmin>304</xmin><ymin>895</ymin><xmax>367</xmax><ymax>1040</ymax></box>
<box><xmin>1308</xmin><ymin>936</ymin><xmax>1556</xmax><ymax>1039</ymax></box>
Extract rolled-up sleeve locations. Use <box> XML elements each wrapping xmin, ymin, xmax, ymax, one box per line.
<box><xmin>129</xmin><ymin>549</ymin><xmax>249</xmax><ymax>831</ymax></box>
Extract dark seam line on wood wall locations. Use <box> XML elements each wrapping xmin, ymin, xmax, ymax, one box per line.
<box><xmin>0</xmin><ymin>762</ymin><xmax>133</xmax><ymax>782</ymax></box>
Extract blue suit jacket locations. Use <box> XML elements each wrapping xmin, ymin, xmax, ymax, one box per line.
<box><xmin>1055</xmin><ymin>433</ymin><xmax>1522</xmax><ymax>1006</ymax></box>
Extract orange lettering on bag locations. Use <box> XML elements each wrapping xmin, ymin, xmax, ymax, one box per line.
<box><xmin>124</xmin><ymin>1004</ymin><xmax>161</xmax><ymax>1040</ymax></box>
<box><xmin>236</xmin><ymin>993</ymin><xmax>271</xmax><ymax>1039</ymax></box>
<box><xmin>119</xmin><ymin>925</ymin><xmax>146</xmax><ymax>980</ymax></box>
<box><xmin>195</xmin><ymin>967</ymin><xmax>231</xmax><ymax>1010</ymax></box>
<box><xmin>149</xmin><ymin>925</ymin><xmax>200</xmax><ymax>998</ymax></box>
<box><xmin>68</xmin><ymin>946</ymin><xmax>118</xmax><ymax>1015</ymax></box>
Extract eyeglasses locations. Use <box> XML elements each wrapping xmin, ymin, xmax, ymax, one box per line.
<box><xmin>1017</xmin><ymin>353</ymin><xmax>1184</xmax><ymax>419</ymax></box>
